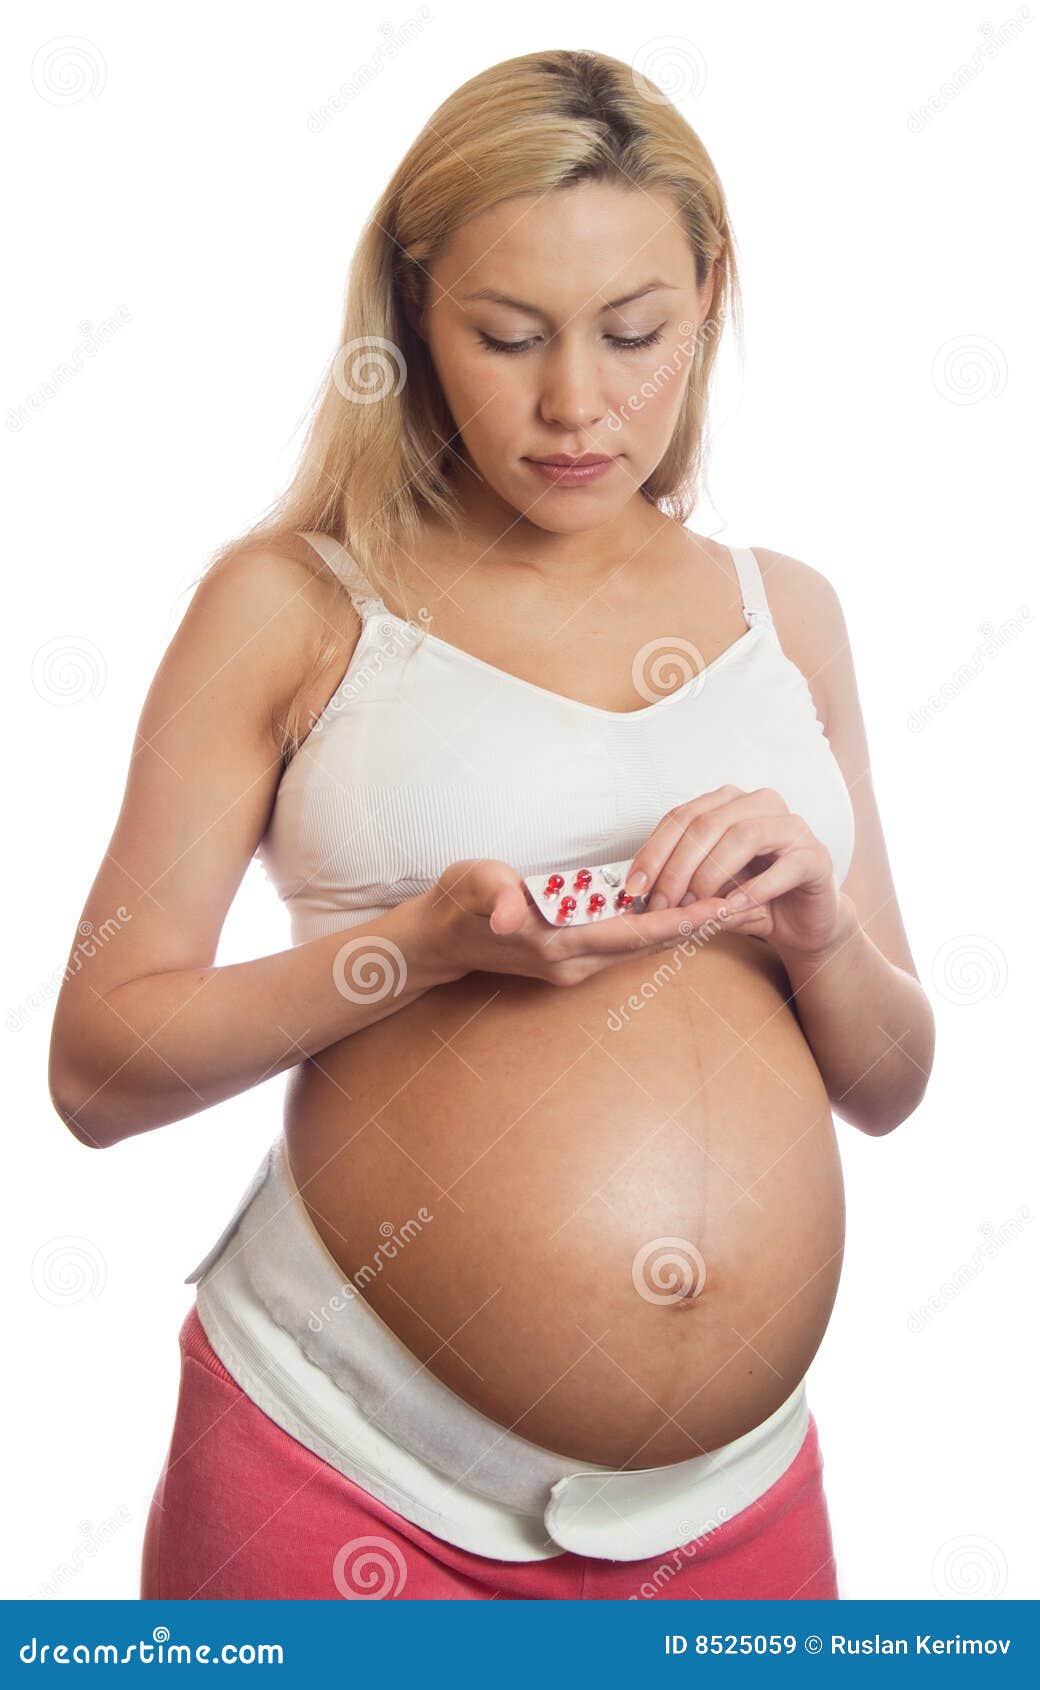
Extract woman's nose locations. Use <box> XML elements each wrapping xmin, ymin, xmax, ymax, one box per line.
<box><xmin>536</xmin><ymin>340</ymin><xmax>607</xmax><ymax>431</ymax></box>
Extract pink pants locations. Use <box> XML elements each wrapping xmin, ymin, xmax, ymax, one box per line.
<box><xmin>140</xmin><ymin>1306</ymin><xmax>839</xmax><ymax>1601</ymax></box>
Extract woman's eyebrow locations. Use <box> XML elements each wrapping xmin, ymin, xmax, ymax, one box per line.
<box><xmin>459</xmin><ymin>280</ymin><xmax>677</xmax><ymax>315</ymax></box>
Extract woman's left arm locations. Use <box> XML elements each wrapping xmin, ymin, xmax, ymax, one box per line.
<box><xmin>771</xmin><ymin>557</ymin><xmax>936</xmax><ymax>1136</ymax></box>
<box><xmin>626</xmin><ymin>550</ymin><xmax>936</xmax><ymax>1137</ymax></box>
<box><xmin>771</xmin><ymin>895</ymin><xmax>935</xmax><ymax>1138</ymax></box>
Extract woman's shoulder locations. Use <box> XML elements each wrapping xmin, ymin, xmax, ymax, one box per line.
<box><xmin>753</xmin><ymin>543</ymin><xmax>850</xmax><ymax>662</ymax></box>
<box><xmin>748</xmin><ymin>544</ymin><xmax>853</xmax><ymax>732</ymax></box>
<box><xmin>186</xmin><ymin>536</ymin><xmax>364</xmax><ymax>750</ymax></box>
<box><xmin>751</xmin><ymin>542</ymin><xmax>844</xmax><ymax>609</ymax></box>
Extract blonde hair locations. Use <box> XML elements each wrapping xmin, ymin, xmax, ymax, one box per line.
<box><xmin>193</xmin><ymin>47</ymin><xmax>741</xmax><ymax>760</ymax></box>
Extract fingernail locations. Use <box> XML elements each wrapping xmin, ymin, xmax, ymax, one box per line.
<box><xmin>627</xmin><ymin>870</ymin><xmax>647</xmax><ymax>893</ymax></box>
<box><xmin>648</xmin><ymin>892</ymin><xmax>668</xmax><ymax>911</ymax></box>
<box><xmin>727</xmin><ymin>891</ymin><xmax>750</xmax><ymax>910</ymax></box>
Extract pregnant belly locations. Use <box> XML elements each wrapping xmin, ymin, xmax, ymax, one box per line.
<box><xmin>283</xmin><ymin>931</ymin><xmax>845</xmax><ymax>1470</ymax></box>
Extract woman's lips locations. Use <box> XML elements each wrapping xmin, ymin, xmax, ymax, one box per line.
<box><xmin>525</xmin><ymin>457</ymin><xmax>617</xmax><ymax>486</ymax></box>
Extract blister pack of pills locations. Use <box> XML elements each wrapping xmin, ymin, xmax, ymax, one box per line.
<box><xmin>522</xmin><ymin>857</ymin><xmax>650</xmax><ymax>926</ymax></box>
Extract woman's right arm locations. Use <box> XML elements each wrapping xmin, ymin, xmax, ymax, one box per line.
<box><xmin>47</xmin><ymin>548</ymin><xmax>463</xmax><ymax>1151</ymax></box>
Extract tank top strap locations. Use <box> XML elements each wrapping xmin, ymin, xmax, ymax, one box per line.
<box><xmin>298</xmin><ymin>531</ymin><xmax>389</xmax><ymax>622</ymax></box>
<box><xmin>726</xmin><ymin>544</ymin><xmax>773</xmax><ymax>629</ymax></box>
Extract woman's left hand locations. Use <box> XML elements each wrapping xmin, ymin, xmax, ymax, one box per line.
<box><xmin>625</xmin><ymin>785</ymin><xmax>851</xmax><ymax>956</ymax></box>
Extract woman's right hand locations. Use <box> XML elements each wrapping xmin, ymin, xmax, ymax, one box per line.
<box><xmin>423</xmin><ymin>858</ymin><xmax>738</xmax><ymax>988</ymax></box>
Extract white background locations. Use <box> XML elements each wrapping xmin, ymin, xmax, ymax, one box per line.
<box><xmin>3</xmin><ymin>0</ymin><xmax>1037</xmax><ymax>1602</ymax></box>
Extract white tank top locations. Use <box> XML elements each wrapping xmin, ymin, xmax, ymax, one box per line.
<box><xmin>257</xmin><ymin>537</ymin><xmax>855</xmax><ymax>943</ymax></box>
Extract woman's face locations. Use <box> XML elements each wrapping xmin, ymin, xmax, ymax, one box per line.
<box><xmin>415</xmin><ymin>180</ymin><xmax>713</xmax><ymax>535</ymax></box>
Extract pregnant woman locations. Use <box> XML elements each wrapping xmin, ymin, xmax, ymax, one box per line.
<box><xmin>48</xmin><ymin>49</ymin><xmax>934</xmax><ymax>1601</ymax></box>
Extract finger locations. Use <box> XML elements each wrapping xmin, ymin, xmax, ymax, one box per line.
<box><xmin>489</xmin><ymin>883</ymin><xmax>532</xmax><ymax>935</ymax></box>
<box><xmin>644</xmin><ymin>801</ymin><xmax>766</xmax><ymax>909</ymax></box>
<box><xmin>718</xmin><ymin>847</ymin><xmax>829</xmax><ymax>912</ymax></box>
<box><xmin>687</xmin><ymin>813</ymin><xmax>811</xmax><ymax>902</ymax></box>
<box><xmin>446</xmin><ymin>857</ymin><xmax>521</xmax><ymax>913</ymax></box>
<box><xmin>641</xmin><ymin>790</ymin><xmax>790</xmax><ymax>910</ymax></box>
<box><xmin>624</xmin><ymin>786</ymin><xmax>744</xmax><ymax>900</ymax></box>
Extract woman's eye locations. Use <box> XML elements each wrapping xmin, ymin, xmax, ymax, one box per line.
<box><xmin>477</xmin><ymin>327</ymin><xmax>665</xmax><ymax>356</ymax></box>
<box><xmin>478</xmin><ymin>334</ymin><xmax>539</xmax><ymax>355</ymax></box>
<box><xmin>608</xmin><ymin>328</ymin><xmax>665</xmax><ymax>352</ymax></box>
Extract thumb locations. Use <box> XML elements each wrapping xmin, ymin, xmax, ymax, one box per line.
<box><xmin>489</xmin><ymin>882</ymin><xmax>530</xmax><ymax>936</ymax></box>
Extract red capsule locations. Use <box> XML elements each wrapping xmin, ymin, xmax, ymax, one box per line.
<box><xmin>615</xmin><ymin>890</ymin><xmax>633</xmax><ymax>909</ymax></box>
<box><xmin>588</xmin><ymin>892</ymin><xmax>606</xmax><ymax>913</ymax></box>
<box><xmin>574</xmin><ymin>868</ymin><xmax>592</xmax><ymax>889</ymax></box>
<box><xmin>545</xmin><ymin>873</ymin><xmax>565</xmax><ymax>894</ymax></box>
<box><xmin>558</xmin><ymin>895</ymin><xmax>577</xmax><ymax>920</ymax></box>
